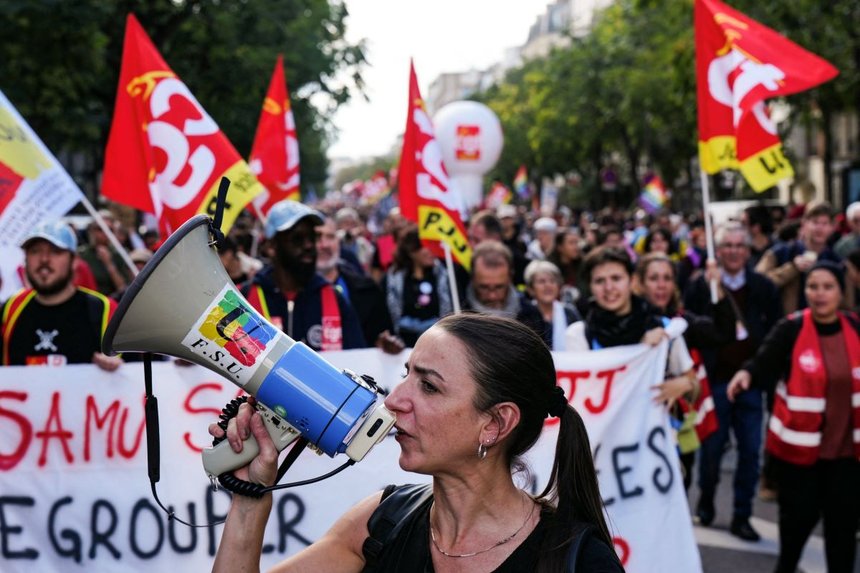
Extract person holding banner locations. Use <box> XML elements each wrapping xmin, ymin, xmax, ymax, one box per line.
<box><xmin>565</xmin><ymin>246</ymin><xmax>698</xmax><ymax>409</ymax></box>
<box><xmin>728</xmin><ymin>261</ymin><xmax>860</xmax><ymax>573</ymax></box>
<box><xmin>633</xmin><ymin>253</ymin><xmax>734</xmax><ymax>490</ymax></box>
<box><xmin>211</xmin><ymin>314</ymin><xmax>623</xmax><ymax>572</ymax></box>
<box><xmin>1</xmin><ymin>220</ymin><xmax>121</xmax><ymax>370</ymax></box>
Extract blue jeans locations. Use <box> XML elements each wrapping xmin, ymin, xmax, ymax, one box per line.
<box><xmin>697</xmin><ymin>380</ymin><xmax>764</xmax><ymax>518</ymax></box>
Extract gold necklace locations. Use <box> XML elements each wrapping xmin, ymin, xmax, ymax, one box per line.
<box><xmin>429</xmin><ymin>498</ymin><xmax>536</xmax><ymax>559</ymax></box>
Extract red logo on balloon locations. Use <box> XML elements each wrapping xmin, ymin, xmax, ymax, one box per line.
<box><xmin>455</xmin><ymin>125</ymin><xmax>480</xmax><ymax>160</ymax></box>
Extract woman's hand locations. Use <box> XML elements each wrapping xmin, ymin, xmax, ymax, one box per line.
<box><xmin>375</xmin><ymin>330</ymin><xmax>405</xmax><ymax>355</ymax></box>
<box><xmin>641</xmin><ymin>327</ymin><xmax>668</xmax><ymax>347</ymax></box>
<box><xmin>727</xmin><ymin>370</ymin><xmax>752</xmax><ymax>402</ymax></box>
<box><xmin>208</xmin><ymin>398</ymin><xmax>278</xmax><ymax>487</ymax></box>
<box><xmin>652</xmin><ymin>374</ymin><xmax>694</xmax><ymax>409</ymax></box>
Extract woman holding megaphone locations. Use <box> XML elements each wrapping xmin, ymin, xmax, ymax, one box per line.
<box><xmin>210</xmin><ymin>313</ymin><xmax>623</xmax><ymax>572</ymax></box>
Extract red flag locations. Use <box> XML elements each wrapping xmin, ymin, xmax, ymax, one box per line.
<box><xmin>249</xmin><ymin>55</ymin><xmax>301</xmax><ymax>217</ymax></box>
<box><xmin>398</xmin><ymin>62</ymin><xmax>471</xmax><ymax>270</ymax></box>
<box><xmin>696</xmin><ymin>0</ymin><xmax>838</xmax><ymax>192</ymax></box>
<box><xmin>102</xmin><ymin>15</ymin><xmax>264</xmax><ymax>235</ymax></box>
<box><xmin>484</xmin><ymin>182</ymin><xmax>512</xmax><ymax>209</ymax></box>
<box><xmin>360</xmin><ymin>170</ymin><xmax>391</xmax><ymax>205</ymax></box>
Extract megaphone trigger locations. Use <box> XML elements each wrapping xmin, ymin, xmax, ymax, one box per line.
<box><xmin>203</xmin><ymin>399</ymin><xmax>301</xmax><ymax>483</ymax></box>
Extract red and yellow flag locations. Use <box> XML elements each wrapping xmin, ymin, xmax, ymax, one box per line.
<box><xmin>485</xmin><ymin>181</ymin><xmax>512</xmax><ymax>209</ymax></box>
<box><xmin>695</xmin><ymin>0</ymin><xmax>838</xmax><ymax>191</ymax></box>
<box><xmin>398</xmin><ymin>61</ymin><xmax>471</xmax><ymax>270</ymax></box>
<box><xmin>102</xmin><ymin>15</ymin><xmax>263</xmax><ymax>235</ymax></box>
<box><xmin>249</xmin><ymin>55</ymin><xmax>301</xmax><ymax>217</ymax></box>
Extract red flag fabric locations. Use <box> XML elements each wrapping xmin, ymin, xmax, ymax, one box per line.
<box><xmin>695</xmin><ymin>0</ymin><xmax>838</xmax><ymax>191</ymax></box>
<box><xmin>102</xmin><ymin>15</ymin><xmax>264</xmax><ymax>235</ymax></box>
<box><xmin>397</xmin><ymin>62</ymin><xmax>472</xmax><ymax>271</ymax></box>
<box><xmin>484</xmin><ymin>182</ymin><xmax>512</xmax><ymax>209</ymax></box>
<box><xmin>249</xmin><ymin>55</ymin><xmax>301</xmax><ymax>218</ymax></box>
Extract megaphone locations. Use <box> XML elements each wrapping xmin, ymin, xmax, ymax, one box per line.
<box><xmin>102</xmin><ymin>215</ymin><xmax>394</xmax><ymax>483</ymax></box>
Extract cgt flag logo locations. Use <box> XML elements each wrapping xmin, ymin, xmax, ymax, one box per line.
<box><xmin>182</xmin><ymin>287</ymin><xmax>277</xmax><ymax>385</ymax></box>
<box><xmin>397</xmin><ymin>61</ymin><xmax>472</xmax><ymax>270</ymax></box>
<box><xmin>455</xmin><ymin>125</ymin><xmax>480</xmax><ymax>160</ymax></box>
<box><xmin>102</xmin><ymin>15</ymin><xmax>264</xmax><ymax>236</ymax></box>
<box><xmin>695</xmin><ymin>0</ymin><xmax>838</xmax><ymax>192</ymax></box>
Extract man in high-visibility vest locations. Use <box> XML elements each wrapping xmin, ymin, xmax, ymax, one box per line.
<box><xmin>1</xmin><ymin>220</ymin><xmax>121</xmax><ymax>370</ymax></box>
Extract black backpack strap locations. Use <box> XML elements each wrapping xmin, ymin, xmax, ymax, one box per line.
<box><xmin>361</xmin><ymin>484</ymin><xmax>433</xmax><ymax>570</ymax></box>
<box><xmin>564</xmin><ymin>523</ymin><xmax>594</xmax><ymax>573</ymax></box>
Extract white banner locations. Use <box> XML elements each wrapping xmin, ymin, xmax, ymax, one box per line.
<box><xmin>0</xmin><ymin>345</ymin><xmax>700</xmax><ymax>572</ymax></box>
<box><xmin>0</xmin><ymin>89</ymin><xmax>85</xmax><ymax>248</ymax></box>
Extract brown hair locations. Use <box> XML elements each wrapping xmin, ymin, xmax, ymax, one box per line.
<box><xmin>634</xmin><ymin>253</ymin><xmax>681</xmax><ymax>312</ymax></box>
<box><xmin>582</xmin><ymin>245</ymin><xmax>633</xmax><ymax>284</ymax></box>
<box><xmin>803</xmin><ymin>200</ymin><xmax>833</xmax><ymax>220</ymax></box>
<box><xmin>470</xmin><ymin>240</ymin><xmax>513</xmax><ymax>274</ymax></box>
<box><xmin>436</xmin><ymin>313</ymin><xmax>616</xmax><ymax>571</ymax></box>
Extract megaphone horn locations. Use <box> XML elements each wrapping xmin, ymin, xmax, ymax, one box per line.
<box><xmin>102</xmin><ymin>215</ymin><xmax>394</xmax><ymax>480</ymax></box>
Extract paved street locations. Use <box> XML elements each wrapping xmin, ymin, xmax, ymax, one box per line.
<box><xmin>687</xmin><ymin>457</ymin><xmax>860</xmax><ymax>572</ymax></box>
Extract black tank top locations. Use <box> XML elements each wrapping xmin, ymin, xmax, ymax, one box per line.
<box><xmin>361</xmin><ymin>484</ymin><xmax>548</xmax><ymax>572</ymax></box>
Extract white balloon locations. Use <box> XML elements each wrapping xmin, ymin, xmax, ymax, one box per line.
<box><xmin>433</xmin><ymin>101</ymin><xmax>504</xmax><ymax>211</ymax></box>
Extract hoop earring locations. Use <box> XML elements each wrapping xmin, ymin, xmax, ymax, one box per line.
<box><xmin>477</xmin><ymin>441</ymin><xmax>488</xmax><ymax>460</ymax></box>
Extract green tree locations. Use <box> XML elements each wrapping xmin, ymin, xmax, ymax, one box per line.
<box><xmin>477</xmin><ymin>0</ymin><xmax>857</xmax><ymax>210</ymax></box>
<box><xmin>0</xmin><ymin>0</ymin><xmax>366</xmax><ymax>199</ymax></box>
<box><xmin>727</xmin><ymin>0</ymin><xmax>859</xmax><ymax>195</ymax></box>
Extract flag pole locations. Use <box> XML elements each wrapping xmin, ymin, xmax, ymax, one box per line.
<box><xmin>248</xmin><ymin>201</ymin><xmax>267</xmax><ymax>260</ymax></box>
<box><xmin>441</xmin><ymin>242</ymin><xmax>461</xmax><ymax>314</ymax></box>
<box><xmin>79</xmin><ymin>198</ymin><xmax>138</xmax><ymax>277</ymax></box>
<box><xmin>699</xmin><ymin>168</ymin><xmax>718</xmax><ymax>303</ymax></box>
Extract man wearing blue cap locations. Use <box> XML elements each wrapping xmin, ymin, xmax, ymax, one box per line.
<box><xmin>240</xmin><ymin>200</ymin><xmax>365</xmax><ymax>351</ymax></box>
<box><xmin>1</xmin><ymin>220</ymin><xmax>122</xmax><ymax>370</ymax></box>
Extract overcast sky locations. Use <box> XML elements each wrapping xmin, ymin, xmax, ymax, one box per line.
<box><xmin>326</xmin><ymin>0</ymin><xmax>552</xmax><ymax>160</ymax></box>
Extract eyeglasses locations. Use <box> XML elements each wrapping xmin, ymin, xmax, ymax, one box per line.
<box><xmin>718</xmin><ymin>243</ymin><xmax>748</xmax><ymax>250</ymax></box>
<box><xmin>474</xmin><ymin>283</ymin><xmax>508</xmax><ymax>294</ymax></box>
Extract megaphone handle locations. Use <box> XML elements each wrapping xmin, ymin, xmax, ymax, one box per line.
<box><xmin>202</xmin><ymin>403</ymin><xmax>301</xmax><ymax>478</ymax></box>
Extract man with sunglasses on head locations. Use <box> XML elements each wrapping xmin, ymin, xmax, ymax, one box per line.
<box><xmin>240</xmin><ymin>200</ymin><xmax>365</xmax><ymax>351</ymax></box>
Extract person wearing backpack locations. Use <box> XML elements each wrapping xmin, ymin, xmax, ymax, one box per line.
<box><xmin>211</xmin><ymin>314</ymin><xmax>623</xmax><ymax>572</ymax></box>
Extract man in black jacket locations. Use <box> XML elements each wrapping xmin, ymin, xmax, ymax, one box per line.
<box><xmin>684</xmin><ymin>222</ymin><xmax>781</xmax><ymax>542</ymax></box>
<box><xmin>240</xmin><ymin>200</ymin><xmax>365</xmax><ymax>351</ymax></box>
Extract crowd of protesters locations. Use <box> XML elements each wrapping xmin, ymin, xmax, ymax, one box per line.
<box><xmin>1</xmin><ymin>194</ymin><xmax>859</xmax><ymax>572</ymax></box>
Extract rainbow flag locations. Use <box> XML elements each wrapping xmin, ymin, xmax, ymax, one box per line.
<box><xmin>638</xmin><ymin>175</ymin><xmax>668</xmax><ymax>213</ymax></box>
<box><xmin>513</xmin><ymin>165</ymin><xmax>529</xmax><ymax>199</ymax></box>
